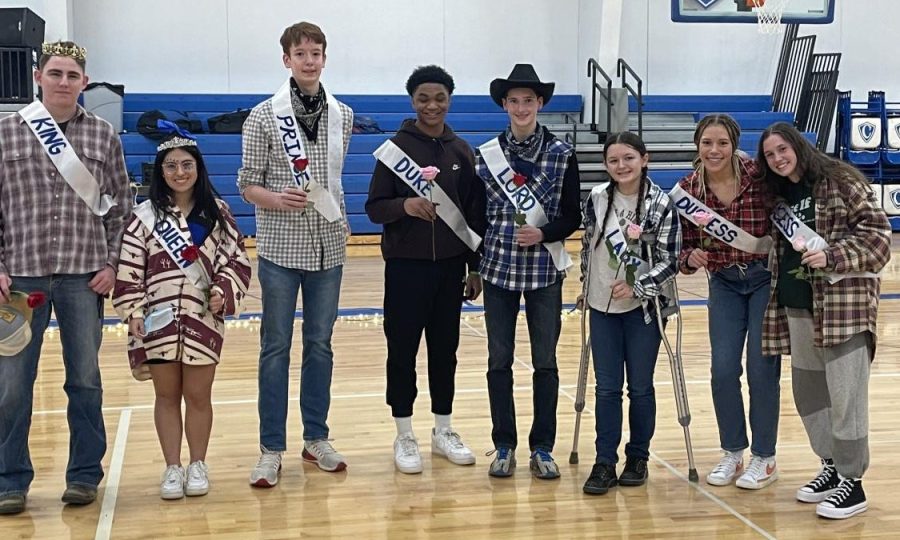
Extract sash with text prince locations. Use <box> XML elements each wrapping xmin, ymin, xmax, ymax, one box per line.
<box><xmin>19</xmin><ymin>101</ymin><xmax>115</xmax><ymax>216</ymax></box>
<box><xmin>479</xmin><ymin>138</ymin><xmax>573</xmax><ymax>271</ymax></box>
<box><xmin>770</xmin><ymin>201</ymin><xmax>878</xmax><ymax>284</ymax></box>
<box><xmin>271</xmin><ymin>79</ymin><xmax>345</xmax><ymax>223</ymax></box>
<box><xmin>668</xmin><ymin>184</ymin><xmax>772</xmax><ymax>254</ymax></box>
<box><xmin>372</xmin><ymin>140</ymin><xmax>481</xmax><ymax>251</ymax></box>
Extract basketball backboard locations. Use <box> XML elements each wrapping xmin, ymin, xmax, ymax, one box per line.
<box><xmin>671</xmin><ymin>0</ymin><xmax>835</xmax><ymax>24</ymax></box>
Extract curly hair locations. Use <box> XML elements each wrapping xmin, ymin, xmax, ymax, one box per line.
<box><xmin>405</xmin><ymin>65</ymin><xmax>455</xmax><ymax>96</ymax></box>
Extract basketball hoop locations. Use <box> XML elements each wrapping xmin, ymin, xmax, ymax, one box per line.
<box><xmin>750</xmin><ymin>0</ymin><xmax>789</xmax><ymax>34</ymax></box>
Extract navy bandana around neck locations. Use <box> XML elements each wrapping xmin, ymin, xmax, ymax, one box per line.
<box><xmin>290</xmin><ymin>79</ymin><xmax>326</xmax><ymax>142</ymax></box>
<box><xmin>505</xmin><ymin>124</ymin><xmax>544</xmax><ymax>163</ymax></box>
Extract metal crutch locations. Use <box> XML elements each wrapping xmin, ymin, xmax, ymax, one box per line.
<box><xmin>569</xmin><ymin>240</ymin><xmax>594</xmax><ymax>465</ymax></box>
<box><xmin>644</xmin><ymin>235</ymin><xmax>699</xmax><ymax>482</ymax></box>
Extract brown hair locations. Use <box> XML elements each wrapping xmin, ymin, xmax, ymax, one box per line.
<box><xmin>280</xmin><ymin>21</ymin><xmax>327</xmax><ymax>55</ymax></box>
<box><xmin>38</xmin><ymin>40</ymin><xmax>86</xmax><ymax>71</ymax></box>
<box><xmin>692</xmin><ymin>114</ymin><xmax>743</xmax><ymax>200</ymax></box>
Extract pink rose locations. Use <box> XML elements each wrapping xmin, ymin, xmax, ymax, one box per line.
<box><xmin>626</xmin><ymin>222</ymin><xmax>643</xmax><ymax>240</ymax></box>
<box><xmin>694</xmin><ymin>211</ymin><xmax>713</xmax><ymax>226</ymax></box>
<box><xmin>420</xmin><ymin>166</ymin><xmax>440</xmax><ymax>182</ymax></box>
<box><xmin>791</xmin><ymin>235</ymin><xmax>807</xmax><ymax>253</ymax></box>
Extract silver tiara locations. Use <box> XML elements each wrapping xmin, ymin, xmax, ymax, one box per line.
<box><xmin>156</xmin><ymin>137</ymin><xmax>198</xmax><ymax>153</ymax></box>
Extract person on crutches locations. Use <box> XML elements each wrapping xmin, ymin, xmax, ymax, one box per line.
<box><xmin>576</xmin><ymin>132</ymin><xmax>681</xmax><ymax>495</ymax></box>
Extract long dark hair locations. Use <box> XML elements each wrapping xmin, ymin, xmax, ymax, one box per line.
<box><xmin>149</xmin><ymin>142</ymin><xmax>227</xmax><ymax>233</ymax></box>
<box><xmin>600</xmin><ymin>131</ymin><xmax>649</xmax><ymax>236</ymax></box>
<box><xmin>758</xmin><ymin>121</ymin><xmax>871</xmax><ymax>197</ymax></box>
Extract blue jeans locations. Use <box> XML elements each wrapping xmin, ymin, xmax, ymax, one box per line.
<box><xmin>257</xmin><ymin>257</ymin><xmax>342</xmax><ymax>449</ymax></box>
<box><xmin>590</xmin><ymin>307</ymin><xmax>661</xmax><ymax>465</ymax></box>
<box><xmin>483</xmin><ymin>279</ymin><xmax>561</xmax><ymax>452</ymax></box>
<box><xmin>708</xmin><ymin>260</ymin><xmax>781</xmax><ymax>458</ymax></box>
<box><xmin>0</xmin><ymin>274</ymin><xmax>106</xmax><ymax>496</ymax></box>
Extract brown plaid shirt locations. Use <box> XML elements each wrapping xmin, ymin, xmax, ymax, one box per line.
<box><xmin>0</xmin><ymin>106</ymin><xmax>132</xmax><ymax>276</ymax></box>
<box><xmin>762</xmin><ymin>173</ymin><xmax>891</xmax><ymax>354</ymax></box>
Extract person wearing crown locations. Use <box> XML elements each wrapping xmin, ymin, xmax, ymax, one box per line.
<box><xmin>475</xmin><ymin>64</ymin><xmax>581</xmax><ymax>479</ymax></box>
<box><xmin>0</xmin><ymin>40</ymin><xmax>132</xmax><ymax>514</ymax></box>
<box><xmin>238</xmin><ymin>21</ymin><xmax>354</xmax><ymax>486</ymax></box>
<box><xmin>113</xmin><ymin>130</ymin><xmax>251</xmax><ymax>500</ymax></box>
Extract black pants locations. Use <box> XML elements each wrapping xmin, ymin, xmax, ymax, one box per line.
<box><xmin>384</xmin><ymin>255</ymin><xmax>466</xmax><ymax>417</ymax></box>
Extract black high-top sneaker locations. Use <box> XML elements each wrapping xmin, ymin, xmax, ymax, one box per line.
<box><xmin>796</xmin><ymin>458</ymin><xmax>840</xmax><ymax>503</ymax></box>
<box><xmin>816</xmin><ymin>476</ymin><xmax>868</xmax><ymax>519</ymax></box>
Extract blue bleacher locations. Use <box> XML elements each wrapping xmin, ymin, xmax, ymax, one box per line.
<box><xmin>120</xmin><ymin>94</ymin><xmax>582</xmax><ymax>236</ymax></box>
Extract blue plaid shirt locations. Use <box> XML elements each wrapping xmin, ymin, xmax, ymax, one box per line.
<box><xmin>475</xmin><ymin>128</ymin><xmax>580</xmax><ymax>291</ymax></box>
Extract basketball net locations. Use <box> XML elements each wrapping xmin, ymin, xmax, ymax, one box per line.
<box><xmin>752</xmin><ymin>0</ymin><xmax>789</xmax><ymax>34</ymax></box>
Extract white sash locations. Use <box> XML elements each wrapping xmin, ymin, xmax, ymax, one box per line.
<box><xmin>479</xmin><ymin>137</ymin><xmax>572</xmax><ymax>271</ymax></box>
<box><xmin>134</xmin><ymin>201</ymin><xmax>208</xmax><ymax>289</ymax></box>
<box><xmin>592</xmin><ymin>190</ymin><xmax>650</xmax><ymax>274</ymax></box>
<box><xmin>271</xmin><ymin>79</ymin><xmax>344</xmax><ymax>222</ymax></box>
<box><xmin>669</xmin><ymin>184</ymin><xmax>772</xmax><ymax>255</ymax></box>
<box><xmin>770</xmin><ymin>201</ymin><xmax>878</xmax><ymax>284</ymax></box>
<box><xmin>373</xmin><ymin>140</ymin><xmax>481</xmax><ymax>251</ymax></box>
<box><xmin>19</xmin><ymin>101</ymin><xmax>115</xmax><ymax>216</ymax></box>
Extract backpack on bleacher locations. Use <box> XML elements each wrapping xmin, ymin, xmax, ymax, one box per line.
<box><xmin>352</xmin><ymin>115</ymin><xmax>383</xmax><ymax>134</ymax></box>
<box><xmin>137</xmin><ymin>110</ymin><xmax>204</xmax><ymax>139</ymax></box>
<box><xmin>207</xmin><ymin>109</ymin><xmax>252</xmax><ymax>134</ymax></box>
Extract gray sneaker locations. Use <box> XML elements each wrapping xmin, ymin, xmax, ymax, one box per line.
<box><xmin>0</xmin><ymin>493</ymin><xmax>25</xmax><ymax>515</ymax></box>
<box><xmin>302</xmin><ymin>439</ymin><xmax>348</xmax><ymax>472</ymax></box>
<box><xmin>488</xmin><ymin>447</ymin><xmax>516</xmax><ymax>478</ymax></box>
<box><xmin>529</xmin><ymin>450</ymin><xmax>561</xmax><ymax>480</ymax></box>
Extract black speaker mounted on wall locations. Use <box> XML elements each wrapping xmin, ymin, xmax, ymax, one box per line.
<box><xmin>0</xmin><ymin>8</ymin><xmax>45</xmax><ymax>52</ymax></box>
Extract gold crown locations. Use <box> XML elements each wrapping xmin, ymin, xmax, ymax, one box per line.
<box><xmin>41</xmin><ymin>42</ymin><xmax>87</xmax><ymax>62</ymax></box>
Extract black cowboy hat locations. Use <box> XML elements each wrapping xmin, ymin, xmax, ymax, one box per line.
<box><xmin>489</xmin><ymin>64</ymin><xmax>555</xmax><ymax>107</ymax></box>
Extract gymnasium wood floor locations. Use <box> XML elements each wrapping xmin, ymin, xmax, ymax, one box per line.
<box><xmin>4</xmin><ymin>239</ymin><xmax>900</xmax><ymax>539</ymax></box>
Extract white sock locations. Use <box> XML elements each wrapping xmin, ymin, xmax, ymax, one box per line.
<box><xmin>434</xmin><ymin>414</ymin><xmax>452</xmax><ymax>432</ymax></box>
<box><xmin>394</xmin><ymin>416</ymin><xmax>413</xmax><ymax>436</ymax></box>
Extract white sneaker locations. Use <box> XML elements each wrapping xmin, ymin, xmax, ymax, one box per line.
<box><xmin>303</xmin><ymin>439</ymin><xmax>348</xmax><ymax>472</ymax></box>
<box><xmin>249</xmin><ymin>445</ymin><xmax>283</xmax><ymax>487</ymax></box>
<box><xmin>431</xmin><ymin>427</ymin><xmax>476</xmax><ymax>465</ymax></box>
<box><xmin>160</xmin><ymin>465</ymin><xmax>185</xmax><ymax>500</ymax></box>
<box><xmin>736</xmin><ymin>455</ymin><xmax>778</xmax><ymax>490</ymax></box>
<box><xmin>394</xmin><ymin>432</ymin><xmax>423</xmax><ymax>474</ymax></box>
<box><xmin>706</xmin><ymin>451</ymin><xmax>744</xmax><ymax>486</ymax></box>
<box><xmin>185</xmin><ymin>460</ymin><xmax>209</xmax><ymax>496</ymax></box>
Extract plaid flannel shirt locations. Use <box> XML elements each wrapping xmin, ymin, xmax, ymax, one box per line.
<box><xmin>475</xmin><ymin>131</ymin><xmax>575</xmax><ymax>291</ymax></box>
<box><xmin>237</xmin><ymin>95</ymin><xmax>353</xmax><ymax>271</ymax></box>
<box><xmin>0</xmin><ymin>106</ymin><xmax>132</xmax><ymax>276</ymax></box>
<box><xmin>677</xmin><ymin>157</ymin><xmax>770</xmax><ymax>274</ymax></box>
<box><xmin>581</xmin><ymin>179</ymin><xmax>682</xmax><ymax>323</ymax></box>
<box><xmin>762</xmin><ymin>174</ymin><xmax>891</xmax><ymax>354</ymax></box>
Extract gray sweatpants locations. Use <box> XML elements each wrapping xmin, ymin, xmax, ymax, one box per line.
<box><xmin>785</xmin><ymin>307</ymin><xmax>870</xmax><ymax>479</ymax></box>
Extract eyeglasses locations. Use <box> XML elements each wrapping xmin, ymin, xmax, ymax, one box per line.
<box><xmin>162</xmin><ymin>160</ymin><xmax>196</xmax><ymax>173</ymax></box>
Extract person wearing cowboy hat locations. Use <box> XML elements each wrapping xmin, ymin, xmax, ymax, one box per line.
<box><xmin>475</xmin><ymin>64</ymin><xmax>582</xmax><ymax>479</ymax></box>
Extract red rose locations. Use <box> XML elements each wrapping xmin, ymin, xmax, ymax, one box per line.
<box><xmin>26</xmin><ymin>291</ymin><xmax>46</xmax><ymax>309</ymax></box>
<box><xmin>292</xmin><ymin>157</ymin><xmax>309</xmax><ymax>172</ymax></box>
<box><xmin>182</xmin><ymin>245</ymin><xmax>200</xmax><ymax>262</ymax></box>
<box><xmin>512</xmin><ymin>173</ymin><xmax>527</xmax><ymax>187</ymax></box>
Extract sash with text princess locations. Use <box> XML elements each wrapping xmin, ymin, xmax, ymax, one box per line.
<box><xmin>770</xmin><ymin>201</ymin><xmax>878</xmax><ymax>284</ymax></box>
<box><xmin>134</xmin><ymin>201</ymin><xmax>208</xmax><ymax>289</ymax></box>
<box><xmin>479</xmin><ymin>138</ymin><xmax>573</xmax><ymax>271</ymax></box>
<box><xmin>668</xmin><ymin>184</ymin><xmax>772</xmax><ymax>254</ymax></box>
<box><xmin>373</xmin><ymin>140</ymin><xmax>481</xmax><ymax>251</ymax></box>
<box><xmin>19</xmin><ymin>101</ymin><xmax>115</xmax><ymax>216</ymax></box>
<box><xmin>271</xmin><ymin>79</ymin><xmax>344</xmax><ymax>222</ymax></box>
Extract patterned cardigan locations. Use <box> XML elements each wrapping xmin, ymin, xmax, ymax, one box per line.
<box><xmin>581</xmin><ymin>179</ymin><xmax>682</xmax><ymax>323</ymax></box>
<box><xmin>112</xmin><ymin>200</ymin><xmax>252</xmax><ymax>380</ymax></box>
<box><xmin>761</xmin><ymin>173</ymin><xmax>891</xmax><ymax>355</ymax></box>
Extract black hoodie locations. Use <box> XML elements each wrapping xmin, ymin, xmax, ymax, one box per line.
<box><xmin>366</xmin><ymin>119</ymin><xmax>486</xmax><ymax>269</ymax></box>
